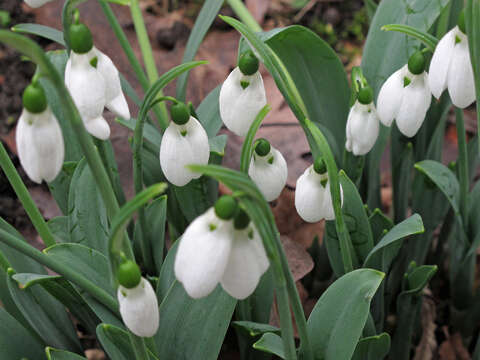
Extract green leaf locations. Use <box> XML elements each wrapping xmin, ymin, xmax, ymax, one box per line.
<box><xmin>364</xmin><ymin>214</ymin><xmax>425</xmax><ymax>271</ymax></box>
<box><xmin>48</xmin><ymin>162</ymin><xmax>77</xmax><ymax>216</ymax></box>
<box><xmin>0</xmin><ymin>307</ymin><xmax>44</xmax><ymax>359</ymax></box>
<box><xmin>176</xmin><ymin>0</ymin><xmax>224</xmax><ymax>101</ymax></box>
<box><xmin>466</xmin><ymin>0</ymin><xmax>480</xmax><ymax>150</ymax></box>
<box><xmin>144</xmin><ymin>196</ymin><xmax>167</xmax><ymax>274</ymax></box>
<box><xmin>46</xmin><ymin>348</ymin><xmax>87</xmax><ymax>360</ymax></box>
<box><xmin>233</xmin><ymin>321</ymin><xmax>281</xmax><ymax>337</ymax></box>
<box><xmin>381</xmin><ymin>24</ymin><xmax>438</xmax><ymax>51</ymax></box>
<box><xmin>391</xmin><ymin>131</ymin><xmax>413</xmax><ymax>223</ymax></box>
<box><xmin>48</xmin><ymin>216</ymin><xmax>70</xmax><ymax>243</ymax></box>
<box><xmin>351</xmin><ymin>333</ymin><xmax>391</xmax><ymax>360</ymax></box>
<box><xmin>253</xmin><ymin>333</ymin><xmax>285</xmax><ymax>359</ymax></box>
<box><xmin>368</xmin><ymin>209</ymin><xmax>393</xmax><ymax>245</ymax></box>
<box><xmin>196</xmin><ymin>85</ymin><xmax>222</xmax><ymax>138</ymax></box>
<box><xmin>307</xmin><ymin>269</ymin><xmax>384</xmax><ymax>360</ymax></box>
<box><xmin>68</xmin><ymin>158</ymin><xmax>110</xmax><ymax>255</ymax></box>
<box><xmin>12</xmin><ymin>23</ymin><xmax>65</xmax><ymax>45</ymax></box>
<box><xmin>155</xmin><ymin>241</ymin><xmax>237</xmax><ymax>359</ymax></box>
<box><xmin>405</xmin><ymin>265</ymin><xmax>438</xmax><ymax>295</ymax></box>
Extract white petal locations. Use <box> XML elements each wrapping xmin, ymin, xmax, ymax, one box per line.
<box><xmin>117</xmin><ymin>278</ymin><xmax>159</xmax><ymax>337</ymax></box>
<box><xmin>295</xmin><ymin>166</ymin><xmax>327</xmax><ymax>223</ymax></box>
<box><xmin>248</xmin><ymin>147</ymin><xmax>288</xmax><ymax>201</ymax></box>
<box><xmin>322</xmin><ymin>180</ymin><xmax>343</xmax><ymax>221</ymax></box>
<box><xmin>429</xmin><ymin>28</ymin><xmax>456</xmax><ymax>99</ymax></box>
<box><xmin>24</xmin><ymin>0</ymin><xmax>53</xmax><ymax>7</ymax></box>
<box><xmin>84</xmin><ymin>116</ymin><xmax>110</xmax><ymax>140</ymax></box>
<box><xmin>345</xmin><ymin>102</ymin><xmax>380</xmax><ymax>156</ymax></box>
<box><xmin>95</xmin><ymin>48</ymin><xmax>131</xmax><ymax>119</ymax></box>
<box><xmin>221</xmin><ymin>226</ymin><xmax>269</xmax><ymax>300</ymax></box>
<box><xmin>65</xmin><ymin>51</ymin><xmax>109</xmax><ymax>139</ymax></box>
<box><xmin>396</xmin><ymin>72</ymin><xmax>431</xmax><ymax>137</ymax></box>
<box><xmin>447</xmin><ymin>34</ymin><xmax>476</xmax><ymax>109</ymax></box>
<box><xmin>377</xmin><ymin>67</ymin><xmax>404</xmax><ymax>126</ymax></box>
<box><xmin>219</xmin><ymin>67</ymin><xmax>267</xmax><ymax>137</ymax></box>
<box><xmin>159</xmin><ymin>117</ymin><xmax>209</xmax><ymax>186</ymax></box>
<box><xmin>16</xmin><ymin>108</ymin><xmax>64</xmax><ymax>184</ymax></box>
<box><xmin>174</xmin><ymin>208</ymin><xmax>234</xmax><ymax>298</ymax></box>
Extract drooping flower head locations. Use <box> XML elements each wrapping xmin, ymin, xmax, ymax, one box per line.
<box><xmin>174</xmin><ymin>196</ymin><xmax>269</xmax><ymax>300</ymax></box>
<box><xmin>16</xmin><ymin>82</ymin><xmax>64</xmax><ymax>184</ymax></box>
<box><xmin>219</xmin><ymin>50</ymin><xmax>267</xmax><ymax>136</ymax></box>
<box><xmin>377</xmin><ymin>51</ymin><xmax>432</xmax><ymax>137</ymax></box>
<box><xmin>248</xmin><ymin>138</ymin><xmax>288</xmax><ymax>201</ymax></box>
<box><xmin>345</xmin><ymin>85</ymin><xmax>380</xmax><ymax>155</ymax></box>
<box><xmin>429</xmin><ymin>10</ymin><xmax>475</xmax><ymax>109</ymax></box>
<box><xmin>65</xmin><ymin>13</ymin><xmax>130</xmax><ymax>140</ymax></box>
<box><xmin>159</xmin><ymin>101</ymin><xmax>210</xmax><ymax>186</ymax></box>
<box><xmin>295</xmin><ymin>157</ymin><xmax>343</xmax><ymax>223</ymax></box>
<box><xmin>117</xmin><ymin>260</ymin><xmax>159</xmax><ymax>338</ymax></box>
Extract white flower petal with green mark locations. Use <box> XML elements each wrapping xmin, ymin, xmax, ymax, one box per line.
<box><xmin>377</xmin><ymin>67</ymin><xmax>404</xmax><ymax>127</ymax></box>
<box><xmin>345</xmin><ymin>101</ymin><xmax>379</xmax><ymax>156</ymax></box>
<box><xmin>429</xmin><ymin>27</ymin><xmax>456</xmax><ymax>99</ymax></box>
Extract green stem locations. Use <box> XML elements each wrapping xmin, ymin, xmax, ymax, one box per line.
<box><xmin>226</xmin><ymin>0</ymin><xmax>262</xmax><ymax>33</ymax></box>
<box><xmin>128</xmin><ymin>331</ymin><xmax>150</xmax><ymax>360</ymax></box>
<box><xmin>129</xmin><ymin>0</ymin><xmax>169</xmax><ymax>129</ymax></box>
<box><xmin>455</xmin><ymin>107</ymin><xmax>469</xmax><ymax>228</ymax></box>
<box><xmin>0</xmin><ymin>142</ymin><xmax>56</xmax><ymax>248</ymax></box>
<box><xmin>0</xmin><ymin>227</ymin><xmax>118</xmax><ymax>314</ymax></box>
<box><xmin>0</xmin><ymin>249</ymin><xmax>11</xmax><ymax>272</ymax></box>
<box><xmin>275</xmin><ymin>276</ymin><xmax>297</xmax><ymax>360</ymax></box>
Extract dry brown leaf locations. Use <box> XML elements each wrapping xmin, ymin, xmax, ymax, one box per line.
<box><xmin>85</xmin><ymin>349</ymin><xmax>106</xmax><ymax>360</ymax></box>
<box><xmin>439</xmin><ymin>331</ymin><xmax>471</xmax><ymax>360</ymax></box>
<box><xmin>413</xmin><ymin>296</ymin><xmax>437</xmax><ymax>360</ymax></box>
<box><xmin>281</xmin><ymin>235</ymin><xmax>314</xmax><ymax>281</ymax></box>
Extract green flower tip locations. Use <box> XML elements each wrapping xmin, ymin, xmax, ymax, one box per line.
<box><xmin>234</xmin><ymin>208</ymin><xmax>250</xmax><ymax>230</ymax></box>
<box><xmin>117</xmin><ymin>260</ymin><xmax>141</xmax><ymax>289</ymax></box>
<box><xmin>69</xmin><ymin>22</ymin><xmax>93</xmax><ymax>54</ymax></box>
<box><xmin>408</xmin><ymin>51</ymin><xmax>426</xmax><ymax>75</ymax></box>
<box><xmin>22</xmin><ymin>83</ymin><xmax>47</xmax><ymax>114</ymax></box>
<box><xmin>313</xmin><ymin>157</ymin><xmax>327</xmax><ymax>174</ymax></box>
<box><xmin>171</xmin><ymin>102</ymin><xmax>190</xmax><ymax>125</ymax></box>
<box><xmin>458</xmin><ymin>9</ymin><xmax>466</xmax><ymax>34</ymax></box>
<box><xmin>254</xmin><ymin>138</ymin><xmax>271</xmax><ymax>157</ymax></box>
<box><xmin>238</xmin><ymin>50</ymin><xmax>259</xmax><ymax>76</ymax></box>
<box><xmin>214</xmin><ymin>195</ymin><xmax>238</xmax><ymax>220</ymax></box>
<box><xmin>357</xmin><ymin>86</ymin><xmax>373</xmax><ymax>105</ymax></box>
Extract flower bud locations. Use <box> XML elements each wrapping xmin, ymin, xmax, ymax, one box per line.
<box><xmin>238</xmin><ymin>50</ymin><xmax>260</xmax><ymax>76</ymax></box>
<box><xmin>357</xmin><ymin>86</ymin><xmax>373</xmax><ymax>105</ymax></box>
<box><xmin>22</xmin><ymin>83</ymin><xmax>47</xmax><ymax>114</ymax></box>
<box><xmin>117</xmin><ymin>260</ymin><xmax>141</xmax><ymax>289</ymax></box>
<box><xmin>254</xmin><ymin>138</ymin><xmax>271</xmax><ymax>156</ymax></box>
<box><xmin>408</xmin><ymin>51</ymin><xmax>426</xmax><ymax>75</ymax></box>
<box><xmin>214</xmin><ymin>195</ymin><xmax>238</xmax><ymax>220</ymax></box>
<box><xmin>69</xmin><ymin>22</ymin><xmax>93</xmax><ymax>54</ymax></box>
<box><xmin>171</xmin><ymin>102</ymin><xmax>190</xmax><ymax>125</ymax></box>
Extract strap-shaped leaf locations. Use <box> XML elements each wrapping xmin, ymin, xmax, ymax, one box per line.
<box><xmin>253</xmin><ymin>333</ymin><xmax>285</xmax><ymax>359</ymax></box>
<box><xmin>46</xmin><ymin>348</ymin><xmax>88</xmax><ymax>360</ymax></box>
<box><xmin>351</xmin><ymin>333</ymin><xmax>391</xmax><ymax>360</ymax></box>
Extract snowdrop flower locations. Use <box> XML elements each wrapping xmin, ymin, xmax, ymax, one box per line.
<box><xmin>117</xmin><ymin>260</ymin><xmax>159</xmax><ymax>338</ymax></box>
<box><xmin>24</xmin><ymin>0</ymin><xmax>55</xmax><ymax>8</ymax></box>
<box><xmin>174</xmin><ymin>196</ymin><xmax>269</xmax><ymax>300</ymax></box>
<box><xmin>295</xmin><ymin>158</ymin><xmax>343</xmax><ymax>223</ymax></box>
<box><xmin>16</xmin><ymin>83</ymin><xmax>64</xmax><ymax>184</ymax></box>
<box><xmin>65</xmin><ymin>18</ymin><xmax>130</xmax><ymax>140</ymax></box>
<box><xmin>219</xmin><ymin>50</ymin><xmax>267</xmax><ymax>136</ymax></box>
<box><xmin>159</xmin><ymin>102</ymin><xmax>210</xmax><ymax>186</ymax></box>
<box><xmin>345</xmin><ymin>86</ymin><xmax>380</xmax><ymax>155</ymax></box>
<box><xmin>248</xmin><ymin>138</ymin><xmax>288</xmax><ymax>201</ymax></box>
<box><xmin>429</xmin><ymin>12</ymin><xmax>475</xmax><ymax>109</ymax></box>
<box><xmin>377</xmin><ymin>51</ymin><xmax>432</xmax><ymax>137</ymax></box>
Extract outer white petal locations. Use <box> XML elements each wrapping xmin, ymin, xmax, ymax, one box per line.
<box><xmin>248</xmin><ymin>147</ymin><xmax>288</xmax><ymax>201</ymax></box>
<box><xmin>221</xmin><ymin>226</ymin><xmax>270</xmax><ymax>300</ymax></box>
<box><xmin>94</xmin><ymin>48</ymin><xmax>131</xmax><ymax>119</ymax></box>
<box><xmin>429</xmin><ymin>28</ymin><xmax>456</xmax><ymax>99</ymax></box>
<box><xmin>174</xmin><ymin>208</ymin><xmax>234</xmax><ymax>298</ymax></box>
<box><xmin>16</xmin><ymin>108</ymin><xmax>64</xmax><ymax>184</ymax></box>
<box><xmin>295</xmin><ymin>166</ymin><xmax>327</xmax><ymax>223</ymax></box>
<box><xmin>447</xmin><ymin>33</ymin><xmax>476</xmax><ymax>109</ymax></box>
<box><xmin>321</xmin><ymin>180</ymin><xmax>343</xmax><ymax>221</ymax></box>
<box><xmin>24</xmin><ymin>0</ymin><xmax>54</xmax><ymax>7</ymax></box>
<box><xmin>159</xmin><ymin>117</ymin><xmax>209</xmax><ymax>186</ymax></box>
<box><xmin>219</xmin><ymin>67</ymin><xmax>267</xmax><ymax>137</ymax></box>
<box><xmin>377</xmin><ymin>66</ymin><xmax>405</xmax><ymax>126</ymax></box>
<box><xmin>345</xmin><ymin>102</ymin><xmax>379</xmax><ymax>156</ymax></box>
<box><xmin>396</xmin><ymin>72</ymin><xmax>432</xmax><ymax>137</ymax></box>
<box><xmin>117</xmin><ymin>278</ymin><xmax>159</xmax><ymax>337</ymax></box>
<box><xmin>65</xmin><ymin>51</ymin><xmax>109</xmax><ymax>139</ymax></box>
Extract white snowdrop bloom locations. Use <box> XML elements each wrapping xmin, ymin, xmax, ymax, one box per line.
<box><xmin>24</xmin><ymin>0</ymin><xmax>54</xmax><ymax>8</ymax></box>
<box><xmin>219</xmin><ymin>50</ymin><xmax>267</xmax><ymax>137</ymax></box>
<box><xmin>248</xmin><ymin>139</ymin><xmax>288</xmax><ymax>201</ymax></box>
<box><xmin>117</xmin><ymin>278</ymin><xmax>159</xmax><ymax>338</ymax></box>
<box><xmin>175</xmin><ymin>198</ymin><xmax>270</xmax><ymax>300</ymax></box>
<box><xmin>159</xmin><ymin>111</ymin><xmax>210</xmax><ymax>187</ymax></box>
<box><xmin>429</xmin><ymin>25</ymin><xmax>475</xmax><ymax>109</ymax></box>
<box><xmin>295</xmin><ymin>163</ymin><xmax>343</xmax><ymax>223</ymax></box>
<box><xmin>16</xmin><ymin>107</ymin><xmax>64</xmax><ymax>184</ymax></box>
<box><xmin>377</xmin><ymin>62</ymin><xmax>432</xmax><ymax>137</ymax></box>
<box><xmin>345</xmin><ymin>99</ymin><xmax>380</xmax><ymax>156</ymax></box>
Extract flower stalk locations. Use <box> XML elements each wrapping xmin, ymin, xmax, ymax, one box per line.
<box><xmin>455</xmin><ymin>107</ymin><xmax>469</xmax><ymax>228</ymax></box>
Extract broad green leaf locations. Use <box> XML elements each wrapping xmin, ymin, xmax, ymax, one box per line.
<box><xmin>48</xmin><ymin>162</ymin><xmax>77</xmax><ymax>216</ymax></box>
<box><xmin>46</xmin><ymin>348</ymin><xmax>87</xmax><ymax>360</ymax></box>
<box><xmin>68</xmin><ymin>158</ymin><xmax>109</xmax><ymax>254</ymax></box>
<box><xmin>364</xmin><ymin>0</ymin><xmax>378</xmax><ymax>22</ymax></box>
<box><xmin>96</xmin><ymin>139</ymin><xmax>127</xmax><ymax>206</ymax></box>
<box><xmin>196</xmin><ymin>85</ymin><xmax>222</xmax><ymax>137</ymax></box>
<box><xmin>48</xmin><ymin>216</ymin><xmax>70</xmax><ymax>243</ymax></box>
<box><xmin>391</xmin><ymin>130</ymin><xmax>413</xmax><ymax>223</ymax></box>
<box><xmin>209</xmin><ymin>134</ymin><xmax>228</xmax><ymax>155</ymax></box>
<box><xmin>0</xmin><ymin>307</ymin><xmax>44</xmax><ymax>359</ymax></box>
<box><xmin>233</xmin><ymin>321</ymin><xmax>280</xmax><ymax>337</ymax></box>
<box><xmin>176</xmin><ymin>0</ymin><xmax>224</xmax><ymax>101</ymax></box>
<box><xmin>12</xmin><ymin>23</ymin><xmax>65</xmax><ymax>45</ymax></box>
<box><xmin>307</xmin><ymin>269</ymin><xmax>384</xmax><ymax>360</ymax></box>
<box><xmin>405</xmin><ymin>265</ymin><xmax>438</xmax><ymax>295</ymax></box>
<box><xmin>352</xmin><ymin>333</ymin><xmax>391</xmax><ymax>360</ymax></box>
<box><xmin>144</xmin><ymin>196</ymin><xmax>167</xmax><ymax>274</ymax></box>
<box><xmin>253</xmin><ymin>333</ymin><xmax>285</xmax><ymax>359</ymax></box>
<box><xmin>368</xmin><ymin>209</ymin><xmax>393</xmax><ymax>245</ymax></box>
<box><xmin>364</xmin><ymin>214</ymin><xmax>424</xmax><ymax>271</ymax></box>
